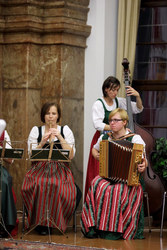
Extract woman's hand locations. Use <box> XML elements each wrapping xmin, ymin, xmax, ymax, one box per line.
<box><xmin>125</xmin><ymin>86</ymin><xmax>139</xmax><ymax>97</ymax></box>
<box><xmin>138</xmin><ymin>158</ymin><xmax>148</xmax><ymax>173</ymax></box>
<box><xmin>37</xmin><ymin>131</ymin><xmax>51</xmax><ymax>148</ymax></box>
<box><xmin>92</xmin><ymin>148</ymin><xmax>100</xmax><ymax>161</ymax></box>
<box><xmin>49</xmin><ymin>128</ymin><xmax>60</xmax><ymax>139</ymax></box>
<box><xmin>125</xmin><ymin>86</ymin><xmax>143</xmax><ymax>110</ymax></box>
<box><xmin>49</xmin><ymin>128</ymin><xmax>74</xmax><ymax>159</ymax></box>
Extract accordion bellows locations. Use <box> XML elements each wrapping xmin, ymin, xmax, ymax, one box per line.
<box><xmin>99</xmin><ymin>140</ymin><xmax>144</xmax><ymax>186</ymax></box>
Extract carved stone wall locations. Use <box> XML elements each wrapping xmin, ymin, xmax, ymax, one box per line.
<box><xmin>0</xmin><ymin>0</ymin><xmax>91</xmax><ymax>210</ymax></box>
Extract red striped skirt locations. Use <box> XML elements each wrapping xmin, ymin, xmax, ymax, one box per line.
<box><xmin>21</xmin><ymin>161</ymin><xmax>76</xmax><ymax>232</ymax></box>
<box><xmin>81</xmin><ymin>175</ymin><xmax>143</xmax><ymax>239</ymax></box>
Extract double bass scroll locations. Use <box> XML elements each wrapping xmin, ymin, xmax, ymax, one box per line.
<box><xmin>122</xmin><ymin>58</ymin><xmax>134</xmax><ymax>132</ymax></box>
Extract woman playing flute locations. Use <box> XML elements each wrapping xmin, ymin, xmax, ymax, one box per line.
<box><xmin>21</xmin><ymin>102</ymin><xmax>80</xmax><ymax>235</ymax></box>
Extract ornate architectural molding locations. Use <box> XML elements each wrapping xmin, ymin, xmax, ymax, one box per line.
<box><xmin>0</xmin><ymin>0</ymin><xmax>91</xmax><ymax>47</ymax></box>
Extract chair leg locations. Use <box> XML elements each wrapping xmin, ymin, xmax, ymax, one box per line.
<box><xmin>22</xmin><ymin>204</ymin><xmax>25</xmax><ymax>233</ymax></box>
<box><xmin>144</xmin><ymin>192</ymin><xmax>151</xmax><ymax>232</ymax></box>
<box><xmin>73</xmin><ymin>210</ymin><xmax>77</xmax><ymax>233</ymax></box>
<box><xmin>160</xmin><ymin>191</ymin><xmax>166</xmax><ymax>238</ymax></box>
<box><xmin>145</xmin><ymin>192</ymin><xmax>151</xmax><ymax>232</ymax></box>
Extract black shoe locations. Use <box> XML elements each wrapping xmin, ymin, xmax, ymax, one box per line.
<box><xmin>39</xmin><ymin>228</ymin><xmax>48</xmax><ymax>236</ymax></box>
<box><xmin>35</xmin><ymin>226</ymin><xmax>52</xmax><ymax>235</ymax></box>
<box><xmin>0</xmin><ymin>230</ymin><xmax>8</xmax><ymax>238</ymax></box>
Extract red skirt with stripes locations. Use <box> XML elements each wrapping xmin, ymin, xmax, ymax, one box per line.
<box><xmin>21</xmin><ymin>161</ymin><xmax>76</xmax><ymax>232</ymax></box>
<box><xmin>81</xmin><ymin>175</ymin><xmax>143</xmax><ymax>239</ymax></box>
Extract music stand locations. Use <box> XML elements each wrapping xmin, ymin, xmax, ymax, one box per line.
<box><xmin>22</xmin><ymin>143</ymin><xmax>70</xmax><ymax>241</ymax></box>
<box><xmin>0</xmin><ymin>140</ymin><xmax>24</xmax><ymax>238</ymax></box>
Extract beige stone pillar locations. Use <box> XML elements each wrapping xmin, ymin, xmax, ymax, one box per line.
<box><xmin>0</xmin><ymin>0</ymin><xmax>91</xmax><ymax>209</ymax></box>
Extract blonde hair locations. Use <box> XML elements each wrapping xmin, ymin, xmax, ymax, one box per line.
<box><xmin>108</xmin><ymin>108</ymin><xmax>129</xmax><ymax>127</ymax></box>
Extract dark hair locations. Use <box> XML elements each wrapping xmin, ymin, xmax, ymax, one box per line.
<box><xmin>40</xmin><ymin>102</ymin><xmax>61</xmax><ymax>123</ymax></box>
<box><xmin>102</xmin><ymin>76</ymin><xmax>120</xmax><ymax>97</ymax></box>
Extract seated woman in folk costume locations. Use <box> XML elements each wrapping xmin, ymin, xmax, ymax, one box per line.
<box><xmin>0</xmin><ymin>127</ymin><xmax>18</xmax><ymax>237</ymax></box>
<box><xmin>21</xmin><ymin>102</ymin><xmax>81</xmax><ymax>235</ymax></box>
<box><xmin>81</xmin><ymin>108</ymin><xmax>147</xmax><ymax>240</ymax></box>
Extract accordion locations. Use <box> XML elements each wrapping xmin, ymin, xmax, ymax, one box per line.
<box><xmin>99</xmin><ymin>139</ymin><xmax>144</xmax><ymax>186</ymax></box>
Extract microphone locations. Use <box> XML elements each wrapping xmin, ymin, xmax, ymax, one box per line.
<box><xmin>0</xmin><ymin>119</ymin><xmax>6</xmax><ymax>137</ymax></box>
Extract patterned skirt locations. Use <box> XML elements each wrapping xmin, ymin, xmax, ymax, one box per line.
<box><xmin>1</xmin><ymin>165</ymin><xmax>17</xmax><ymax>229</ymax></box>
<box><xmin>21</xmin><ymin>161</ymin><xmax>76</xmax><ymax>232</ymax></box>
<box><xmin>81</xmin><ymin>175</ymin><xmax>143</xmax><ymax>240</ymax></box>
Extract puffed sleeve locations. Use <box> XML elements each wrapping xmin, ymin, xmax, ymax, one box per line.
<box><xmin>4</xmin><ymin>130</ymin><xmax>12</xmax><ymax>149</ymax></box>
<box><xmin>92</xmin><ymin>100</ymin><xmax>106</xmax><ymax>132</ymax></box>
<box><xmin>132</xmin><ymin>134</ymin><xmax>146</xmax><ymax>158</ymax></box>
<box><xmin>117</xmin><ymin>97</ymin><xmax>143</xmax><ymax>114</ymax></box>
<box><xmin>93</xmin><ymin>134</ymin><xmax>103</xmax><ymax>152</ymax></box>
<box><xmin>27</xmin><ymin>126</ymin><xmax>39</xmax><ymax>152</ymax></box>
<box><xmin>63</xmin><ymin>125</ymin><xmax>76</xmax><ymax>156</ymax></box>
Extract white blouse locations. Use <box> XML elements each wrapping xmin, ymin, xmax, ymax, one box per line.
<box><xmin>0</xmin><ymin>130</ymin><xmax>13</xmax><ymax>163</ymax></box>
<box><xmin>28</xmin><ymin>125</ymin><xmax>76</xmax><ymax>155</ymax></box>
<box><xmin>4</xmin><ymin>130</ymin><xmax>12</xmax><ymax>149</ymax></box>
<box><xmin>92</xmin><ymin>97</ymin><xmax>143</xmax><ymax>132</ymax></box>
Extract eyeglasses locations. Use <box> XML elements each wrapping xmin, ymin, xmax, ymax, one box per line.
<box><xmin>109</xmin><ymin>119</ymin><xmax>123</xmax><ymax>123</ymax></box>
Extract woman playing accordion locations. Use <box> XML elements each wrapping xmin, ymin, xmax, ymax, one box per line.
<box><xmin>81</xmin><ymin>108</ymin><xmax>147</xmax><ymax>240</ymax></box>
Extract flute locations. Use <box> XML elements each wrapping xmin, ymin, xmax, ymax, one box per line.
<box><xmin>48</xmin><ymin>122</ymin><xmax>54</xmax><ymax>160</ymax></box>
<box><xmin>49</xmin><ymin>121</ymin><xmax>53</xmax><ymax>144</ymax></box>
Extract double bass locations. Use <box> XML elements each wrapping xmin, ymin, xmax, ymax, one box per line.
<box><xmin>122</xmin><ymin>58</ymin><xmax>165</xmax><ymax>216</ymax></box>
